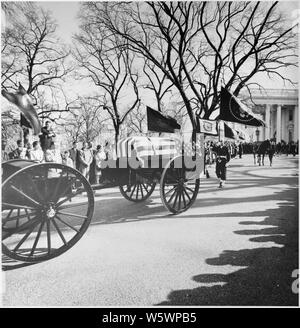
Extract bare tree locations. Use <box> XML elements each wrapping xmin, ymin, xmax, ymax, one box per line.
<box><xmin>142</xmin><ymin>58</ymin><xmax>174</xmax><ymax>112</ymax></box>
<box><xmin>1</xmin><ymin>2</ymin><xmax>72</xmax><ymax>119</ymax></box>
<box><xmin>82</xmin><ymin>1</ymin><xmax>211</xmax><ymax>132</ymax></box>
<box><xmin>1</xmin><ymin>31</ymin><xmax>23</xmax><ymax>90</ymax></box>
<box><xmin>35</xmin><ymin>86</ymin><xmax>78</xmax><ymax>124</ymax></box>
<box><xmin>74</xmin><ymin>9</ymin><xmax>141</xmax><ymax>145</ymax></box>
<box><xmin>58</xmin><ymin>97</ymin><xmax>109</xmax><ymax>144</ymax></box>
<box><xmin>81</xmin><ymin>1</ymin><xmax>297</xmax><ymax>131</ymax></box>
<box><xmin>125</xmin><ymin>105</ymin><xmax>147</xmax><ymax>135</ymax></box>
<box><xmin>196</xmin><ymin>1</ymin><xmax>298</xmax><ymax>117</ymax></box>
<box><xmin>1</xmin><ymin>110</ymin><xmax>22</xmax><ymax>150</ymax></box>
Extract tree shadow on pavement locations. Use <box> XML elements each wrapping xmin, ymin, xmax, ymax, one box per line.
<box><xmin>157</xmin><ymin>186</ymin><xmax>298</xmax><ymax>306</ymax></box>
<box><xmin>89</xmin><ymin>172</ymin><xmax>297</xmax><ymax>226</ymax></box>
<box><xmin>88</xmin><ymin>163</ymin><xmax>299</xmax><ymax>306</ymax></box>
<box><xmin>74</xmin><ymin>157</ymin><xmax>299</xmax><ymax>227</ymax></box>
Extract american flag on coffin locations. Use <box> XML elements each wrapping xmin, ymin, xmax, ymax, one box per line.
<box><xmin>117</xmin><ymin>136</ymin><xmax>181</xmax><ymax>157</ymax></box>
<box><xmin>117</xmin><ymin>136</ymin><xmax>181</xmax><ymax>167</ymax></box>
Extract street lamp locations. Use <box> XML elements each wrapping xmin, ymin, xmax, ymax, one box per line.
<box><xmin>255</xmin><ymin>128</ymin><xmax>260</xmax><ymax>141</ymax></box>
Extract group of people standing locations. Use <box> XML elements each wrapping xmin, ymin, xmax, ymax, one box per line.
<box><xmin>68</xmin><ymin>141</ymin><xmax>115</xmax><ymax>184</ymax></box>
<box><xmin>275</xmin><ymin>140</ymin><xmax>298</xmax><ymax>156</ymax></box>
<box><xmin>3</xmin><ymin>120</ymin><xmax>115</xmax><ymax>185</ymax></box>
<box><xmin>5</xmin><ymin>120</ymin><xmax>58</xmax><ymax>163</ymax></box>
<box><xmin>68</xmin><ymin>141</ymin><xmax>115</xmax><ymax>183</ymax></box>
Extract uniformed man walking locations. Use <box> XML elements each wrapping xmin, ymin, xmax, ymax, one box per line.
<box><xmin>213</xmin><ymin>140</ymin><xmax>231</xmax><ymax>188</ymax></box>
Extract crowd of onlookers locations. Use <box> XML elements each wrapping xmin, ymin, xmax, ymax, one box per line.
<box><xmin>2</xmin><ymin>119</ymin><xmax>299</xmax><ymax>185</ymax></box>
<box><xmin>204</xmin><ymin>139</ymin><xmax>299</xmax><ymax>165</ymax></box>
<box><xmin>237</xmin><ymin>140</ymin><xmax>298</xmax><ymax>156</ymax></box>
<box><xmin>67</xmin><ymin>140</ymin><xmax>116</xmax><ymax>184</ymax></box>
<box><xmin>1</xmin><ymin>121</ymin><xmax>116</xmax><ymax>185</ymax></box>
<box><xmin>2</xmin><ymin>138</ymin><xmax>116</xmax><ymax>185</ymax></box>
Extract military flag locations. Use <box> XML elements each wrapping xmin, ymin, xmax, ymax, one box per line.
<box><xmin>219</xmin><ymin>87</ymin><xmax>265</xmax><ymax>127</ymax></box>
<box><xmin>147</xmin><ymin>106</ymin><xmax>181</xmax><ymax>133</ymax></box>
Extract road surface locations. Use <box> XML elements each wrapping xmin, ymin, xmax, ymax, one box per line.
<box><xmin>1</xmin><ymin>154</ymin><xmax>298</xmax><ymax>306</ymax></box>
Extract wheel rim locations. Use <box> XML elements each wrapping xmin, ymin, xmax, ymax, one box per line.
<box><xmin>2</xmin><ymin>163</ymin><xmax>94</xmax><ymax>262</ymax></box>
<box><xmin>160</xmin><ymin>157</ymin><xmax>200</xmax><ymax>214</ymax></box>
<box><xmin>119</xmin><ymin>178</ymin><xmax>156</xmax><ymax>203</ymax></box>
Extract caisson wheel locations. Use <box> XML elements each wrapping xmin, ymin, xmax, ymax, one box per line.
<box><xmin>2</xmin><ymin>163</ymin><xmax>94</xmax><ymax>262</ymax></box>
<box><xmin>160</xmin><ymin>156</ymin><xmax>200</xmax><ymax>214</ymax></box>
<box><xmin>119</xmin><ymin>175</ymin><xmax>156</xmax><ymax>203</ymax></box>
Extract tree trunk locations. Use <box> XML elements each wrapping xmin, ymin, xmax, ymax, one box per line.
<box><xmin>114</xmin><ymin>125</ymin><xmax>120</xmax><ymax>152</ymax></box>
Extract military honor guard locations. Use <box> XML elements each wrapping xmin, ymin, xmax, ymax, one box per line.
<box><xmin>213</xmin><ymin>140</ymin><xmax>231</xmax><ymax>188</ymax></box>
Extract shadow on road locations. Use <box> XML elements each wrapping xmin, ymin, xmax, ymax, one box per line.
<box><xmin>87</xmin><ymin>158</ymin><xmax>298</xmax><ymax>305</ymax></box>
<box><xmin>89</xmin><ymin>167</ymin><xmax>298</xmax><ymax>225</ymax></box>
<box><xmin>3</xmin><ymin>155</ymin><xmax>298</xmax><ymax>304</ymax></box>
<box><xmin>157</xmin><ymin>184</ymin><xmax>298</xmax><ymax>306</ymax></box>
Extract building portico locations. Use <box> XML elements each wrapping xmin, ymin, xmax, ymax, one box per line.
<box><xmin>250</xmin><ymin>89</ymin><xmax>298</xmax><ymax>143</ymax></box>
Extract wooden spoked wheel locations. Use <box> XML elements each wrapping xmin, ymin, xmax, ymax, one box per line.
<box><xmin>2</xmin><ymin>163</ymin><xmax>94</xmax><ymax>262</ymax></box>
<box><xmin>119</xmin><ymin>175</ymin><xmax>156</xmax><ymax>203</ymax></box>
<box><xmin>160</xmin><ymin>156</ymin><xmax>200</xmax><ymax>214</ymax></box>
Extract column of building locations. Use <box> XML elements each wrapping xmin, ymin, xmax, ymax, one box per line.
<box><xmin>276</xmin><ymin>105</ymin><xmax>282</xmax><ymax>143</ymax></box>
<box><xmin>265</xmin><ymin>104</ymin><xmax>271</xmax><ymax>140</ymax></box>
<box><xmin>294</xmin><ymin>105</ymin><xmax>298</xmax><ymax>142</ymax></box>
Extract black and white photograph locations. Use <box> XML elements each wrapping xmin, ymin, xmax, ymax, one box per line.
<box><xmin>1</xmin><ymin>0</ymin><xmax>299</xmax><ymax>310</ymax></box>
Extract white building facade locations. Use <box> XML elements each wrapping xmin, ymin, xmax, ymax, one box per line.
<box><xmin>250</xmin><ymin>89</ymin><xmax>298</xmax><ymax>143</ymax></box>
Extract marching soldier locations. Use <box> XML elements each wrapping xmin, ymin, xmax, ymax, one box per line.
<box><xmin>213</xmin><ymin>140</ymin><xmax>231</xmax><ymax>188</ymax></box>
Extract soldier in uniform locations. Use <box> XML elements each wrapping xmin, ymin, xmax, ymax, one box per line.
<box><xmin>213</xmin><ymin>140</ymin><xmax>231</xmax><ymax>188</ymax></box>
<box><xmin>39</xmin><ymin>121</ymin><xmax>56</xmax><ymax>152</ymax></box>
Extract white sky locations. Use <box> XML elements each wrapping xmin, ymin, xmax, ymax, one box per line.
<box><xmin>38</xmin><ymin>1</ymin><xmax>80</xmax><ymax>43</ymax></box>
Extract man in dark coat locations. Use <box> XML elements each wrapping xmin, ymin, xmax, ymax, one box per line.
<box><xmin>252</xmin><ymin>142</ymin><xmax>259</xmax><ymax>164</ymax></box>
<box><xmin>39</xmin><ymin>121</ymin><xmax>56</xmax><ymax>151</ymax></box>
<box><xmin>238</xmin><ymin>142</ymin><xmax>243</xmax><ymax>158</ymax></box>
<box><xmin>69</xmin><ymin>141</ymin><xmax>80</xmax><ymax>170</ymax></box>
<box><xmin>213</xmin><ymin>140</ymin><xmax>231</xmax><ymax>188</ymax></box>
<box><xmin>268</xmin><ymin>141</ymin><xmax>276</xmax><ymax>166</ymax></box>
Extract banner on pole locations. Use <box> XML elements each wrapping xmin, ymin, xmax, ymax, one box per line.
<box><xmin>198</xmin><ymin>119</ymin><xmax>218</xmax><ymax>135</ymax></box>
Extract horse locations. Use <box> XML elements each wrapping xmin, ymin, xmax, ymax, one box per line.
<box><xmin>257</xmin><ymin>140</ymin><xmax>271</xmax><ymax>166</ymax></box>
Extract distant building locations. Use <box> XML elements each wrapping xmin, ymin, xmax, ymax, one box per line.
<box><xmin>250</xmin><ymin>88</ymin><xmax>298</xmax><ymax>143</ymax></box>
<box><xmin>214</xmin><ymin>88</ymin><xmax>298</xmax><ymax>143</ymax></box>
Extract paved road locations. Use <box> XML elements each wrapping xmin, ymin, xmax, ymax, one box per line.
<box><xmin>1</xmin><ymin>154</ymin><xmax>298</xmax><ymax>306</ymax></box>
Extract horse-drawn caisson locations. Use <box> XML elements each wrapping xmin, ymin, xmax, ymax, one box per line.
<box><xmin>1</xmin><ymin>86</ymin><xmax>205</xmax><ymax>262</ymax></box>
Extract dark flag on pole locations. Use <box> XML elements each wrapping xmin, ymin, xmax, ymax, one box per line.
<box><xmin>1</xmin><ymin>83</ymin><xmax>41</xmax><ymax>135</ymax></box>
<box><xmin>219</xmin><ymin>87</ymin><xmax>265</xmax><ymax>127</ymax></box>
<box><xmin>147</xmin><ymin>106</ymin><xmax>181</xmax><ymax>133</ymax></box>
<box><xmin>224</xmin><ymin>122</ymin><xmax>236</xmax><ymax>139</ymax></box>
